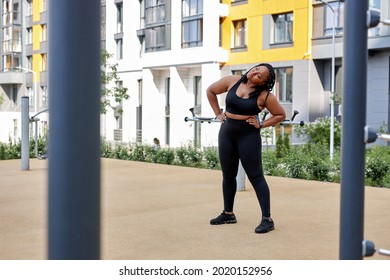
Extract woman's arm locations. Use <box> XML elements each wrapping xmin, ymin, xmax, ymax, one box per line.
<box><xmin>261</xmin><ymin>93</ymin><xmax>286</xmax><ymax>128</ymax></box>
<box><xmin>206</xmin><ymin>76</ymin><xmax>239</xmax><ymax>118</ymax></box>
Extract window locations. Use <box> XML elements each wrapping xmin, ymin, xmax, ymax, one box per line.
<box><xmin>2</xmin><ymin>24</ymin><xmax>22</xmax><ymax>54</ymax></box>
<box><xmin>369</xmin><ymin>0</ymin><xmax>380</xmax><ymax>9</ymax></box>
<box><xmin>145</xmin><ymin>0</ymin><xmax>166</xmax><ymax>24</ymax></box>
<box><xmin>2</xmin><ymin>55</ymin><xmax>10</xmax><ymax>71</ymax></box>
<box><xmin>41</xmin><ymin>86</ymin><xmax>48</xmax><ymax>108</ymax></box>
<box><xmin>41</xmin><ymin>24</ymin><xmax>47</xmax><ymax>42</ymax></box>
<box><xmin>27</xmin><ymin>56</ymin><xmax>32</xmax><ymax>69</ymax></box>
<box><xmin>232</xmin><ymin>69</ymin><xmax>245</xmax><ymax>76</ymax></box>
<box><xmin>11</xmin><ymin>86</ymin><xmax>17</xmax><ymax>107</ymax></box>
<box><xmin>232</xmin><ymin>19</ymin><xmax>246</xmax><ymax>48</ymax></box>
<box><xmin>27</xmin><ymin>87</ymin><xmax>34</xmax><ymax>108</ymax></box>
<box><xmin>323</xmin><ymin>2</ymin><xmax>344</xmax><ymax>37</ymax></box>
<box><xmin>144</xmin><ymin>0</ymin><xmax>169</xmax><ymax>52</ymax></box>
<box><xmin>182</xmin><ymin>19</ymin><xmax>202</xmax><ymax>48</ymax></box>
<box><xmin>182</xmin><ymin>0</ymin><xmax>202</xmax><ymax>17</ymax></box>
<box><xmin>116</xmin><ymin>38</ymin><xmax>123</xmax><ymax>59</ymax></box>
<box><xmin>2</xmin><ymin>54</ymin><xmax>21</xmax><ymax>71</ymax></box>
<box><xmin>273</xmin><ymin>13</ymin><xmax>293</xmax><ymax>43</ymax></box>
<box><xmin>274</xmin><ymin>67</ymin><xmax>293</xmax><ymax>103</ymax></box>
<box><xmin>41</xmin><ymin>0</ymin><xmax>47</xmax><ymax>12</ymax></box>
<box><xmin>114</xmin><ymin>77</ymin><xmax>123</xmax><ymax>130</ymax></box>
<box><xmin>26</xmin><ymin>27</ymin><xmax>32</xmax><ymax>44</ymax></box>
<box><xmin>145</xmin><ymin>26</ymin><xmax>165</xmax><ymax>50</ymax></box>
<box><xmin>116</xmin><ymin>81</ymin><xmax>123</xmax><ymax>107</ymax></box>
<box><xmin>26</xmin><ymin>0</ymin><xmax>32</xmax><ymax>16</ymax></box>
<box><xmin>116</xmin><ymin>2</ymin><xmax>123</xmax><ymax>33</ymax></box>
<box><xmin>41</xmin><ymin>53</ymin><xmax>47</xmax><ymax>71</ymax></box>
<box><xmin>182</xmin><ymin>0</ymin><xmax>203</xmax><ymax>48</ymax></box>
<box><xmin>12</xmin><ymin>2</ymin><xmax>20</xmax><ymax>24</ymax></box>
<box><xmin>2</xmin><ymin>0</ymin><xmax>10</xmax><ymax>25</ymax></box>
<box><xmin>368</xmin><ymin>0</ymin><xmax>380</xmax><ymax>37</ymax></box>
<box><xmin>13</xmin><ymin>26</ymin><xmax>22</xmax><ymax>52</ymax></box>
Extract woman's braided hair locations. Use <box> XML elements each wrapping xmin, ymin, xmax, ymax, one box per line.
<box><xmin>241</xmin><ymin>63</ymin><xmax>276</xmax><ymax>92</ymax></box>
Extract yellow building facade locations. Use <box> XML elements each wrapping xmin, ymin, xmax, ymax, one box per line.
<box><xmin>32</xmin><ymin>0</ymin><xmax>47</xmax><ymax>85</ymax></box>
<box><xmin>221</xmin><ymin>0</ymin><xmax>311</xmax><ymax>65</ymax></box>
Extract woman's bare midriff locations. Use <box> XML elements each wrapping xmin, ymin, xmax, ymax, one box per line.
<box><xmin>225</xmin><ymin>111</ymin><xmax>252</xmax><ymax>120</ymax></box>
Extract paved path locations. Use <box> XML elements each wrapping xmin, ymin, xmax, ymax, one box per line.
<box><xmin>1</xmin><ymin>158</ymin><xmax>390</xmax><ymax>260</ymax></box>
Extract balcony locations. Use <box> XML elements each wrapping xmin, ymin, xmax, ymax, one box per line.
<box><xmin>0</xmin><ymin>71</ymin><xmax>24</xmax><ymax>84</ymax></box>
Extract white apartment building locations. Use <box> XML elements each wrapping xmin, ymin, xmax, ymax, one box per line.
<box><xmin>103</xmin><ymin>0</ymin><xmax>228</xmax><ymax>148</ymax></box>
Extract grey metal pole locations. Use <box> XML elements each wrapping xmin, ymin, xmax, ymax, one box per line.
<box><xmin>236</xmin><ymin>160</ymin><xmax>246</xmax><ymax>191</ymax></box>
<box><xmin>34</xmin><ymin>118</ymin><xmax>39</xmax><ymax>157</ymax></box>
<box><xmin>340</xmin><ymin>0</ymin><xmax>368</xmax><ymax>260</ymax></box>
<box><xmin>48</xmin><ymin>0</ymin><xmax>101</xmax><ymax>259</ymax></box>
<box><xmin>388</xmin><ymin>57</ymin><xmax>390</xmax><ymax>144</ymax></box>
<box><xmin>21</xmin><ymin>96</ymin><xmax>30</xmax><ymax>171</ymax></box>
<box><xmin>330</xmin><ymin>4</ymin><xmax>335</xmax><ymax>160</ymax></box>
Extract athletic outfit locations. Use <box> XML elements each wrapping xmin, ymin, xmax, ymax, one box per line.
<box><xmin>211</xmin><ymin>78</ymin><xmax>274</xmax><ymax>233</ymax></box>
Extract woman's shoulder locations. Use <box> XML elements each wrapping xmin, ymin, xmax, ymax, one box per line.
<box><xmin>227</xmin><ymin>75</ymin><xmax>242</xmax><ymax>83</ymax></box>
<box><xmin>208</xmin><ymin>75</ymin><xmax>242</xmax><ymax>94</ymax></box>
<box><xmin>223</xmin><ymin>75</ymin><xmax>242</xmax><ymax>90</ymax></box>
<box><xmin>217</xmin><ymin>75</ymin><xmax>240</xmax><ymax>83</ymax></box>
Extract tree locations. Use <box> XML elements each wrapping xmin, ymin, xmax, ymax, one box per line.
<box><xmin>101</xmin><ymin>49</ymin><xmax>129</xmax><ymax>114</ymax></box>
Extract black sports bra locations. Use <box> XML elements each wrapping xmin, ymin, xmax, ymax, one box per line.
<box><xmin>225</xmin><ymin>79</ymin><xmax>270</xmax><ymax>115</ymax></box>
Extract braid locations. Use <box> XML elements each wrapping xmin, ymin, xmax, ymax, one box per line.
<box><xmin>241</xmin><ymin>63</ymin><xmax>276</xmax><ymax>92</ymax></box>
<box><xmin>261</xmin><ymin>63</ymin><xmax>276</xmax><ymax>91</ymax></box>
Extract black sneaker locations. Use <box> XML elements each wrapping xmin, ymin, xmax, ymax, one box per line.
<box><xmin>255</xmin><ymin>218</ymin><xmax>275</xmax><ymax>234</ymax></box>
<box><xmin>210</xmin><ymin>212</ymin><xmax>237</xmax><ymax>225</ymax></box>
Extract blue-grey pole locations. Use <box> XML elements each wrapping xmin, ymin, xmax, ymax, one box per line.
<box><xmin>48</xmin><ymin>0</ymin><xmax>101</xmax><ymax>259</ymax></box>
<box><xmin>339</xmin><ymin>0</ymin><xmax>368</xmax><ymax>259</ymax></box>
<box><xmin>21</xmin><ymin>96</ymin><xmax>29</xmax><ymax>171</ymax></box>
<box><xmin>388</xmin><ymin>57</ymin><xmax>390</xmax><ymax>142</ymax></box>
<box><xmin>34</xmin><ymin>119</ymin><xmax>39</xmax><ymax>157</ymax></box>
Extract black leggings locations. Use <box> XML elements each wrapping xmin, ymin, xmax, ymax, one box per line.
<box><xmin>218</xmin><ymin>118</ymin><xmax>271</xmax><ymax>218</ymax></box>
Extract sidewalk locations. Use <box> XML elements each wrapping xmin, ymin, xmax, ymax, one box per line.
<box><xmin>1</xmin><ymin>158</ymin><xmax>389</xmax><ymax>260</ymax></box>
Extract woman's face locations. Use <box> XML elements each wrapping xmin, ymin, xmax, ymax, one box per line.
<box><xmin>246</xmin><ymin>65</ymin><xmax>269</xmax><ymax>86</ymax></box>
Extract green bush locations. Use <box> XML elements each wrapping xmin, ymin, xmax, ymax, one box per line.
<box><xmin>365</xmin><ymin>145</ymin><xmax>390</xmax><ymax>187</ymax></box>
<box><xmin>203</xmin><ymin>146</ymin><xmax>220</xmax><ymax>169</ymax></box>
<box><xmin>295</xmin><ymin>117</ymin><xmax>341</xmax><ymax>147</ymax></box>
<box><xmin>113</xmin><ymin>143</ymin><xmax>131</xmax><ymax>160</ymax></box>
<box><xmin>0</xmin><ymin>138</ymin><xmax>45</xmax><ymax>160</ymax></box>
<box><xmin>302</xmin><ymin>143</ymin><xmax>333</xmax><ymax>181</ymax></box>
<box><xmin>175</xmin><ymin>144</ymin><xmax>203</xmax><ymax>167</ymax></box>
<box><xmin>155</xmin><ymin>148</ymin><xmax>175</xmax><ymax>165</ymax></box>
<box><xmin>262</xmin><ymin>150</ymin><xmax>280</xmax><ymax>176</ymax></box>
<box><xmin>130</xmin><ymin>144</ymin><xmax>147</xmax><ymax>161</ymax></box>
<box><xmin>0</xmin><ymin>139</ymin><xmax>21</xmax><ymax>159</ymax></box>
<box><xmin>101</xmin><ymin>138</ymin><xmax>114</xmax><ymax>158</ymax></box>
<box><xmin>275</xmin><ymin>134</ymin><xmax>291</xmax><ymax>158</ymax></box>
<box><xmin>283</xmin><ymin>146</ymin><xmax>311</xmax><ymax>179</ymax></box>
<box><xmin>275</xmin><ymin>134</ymin><xmax>284</xmax><ymax>158</ymax></box>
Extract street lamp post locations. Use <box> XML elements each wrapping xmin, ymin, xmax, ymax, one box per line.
<box><xmin>317</xmin><ymin>0</ymin><xmax>336</xmax><ymax>160</ymax></box>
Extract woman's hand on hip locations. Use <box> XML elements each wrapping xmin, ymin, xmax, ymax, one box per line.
<box><xmin>216</xmin><ymin>112</ymin><xmax>226</xmax><ymax>123</ymax></box>
<box><xmin>246</xmin><ymin>115</ymin><xmax>261</xmax><ymax>129</ymax></box>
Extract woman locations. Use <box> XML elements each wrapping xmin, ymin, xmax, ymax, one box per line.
<box><xmin>206</xmin><ymin>63</ymin><xmax>286</xmax><ymax>234</ymax></box>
